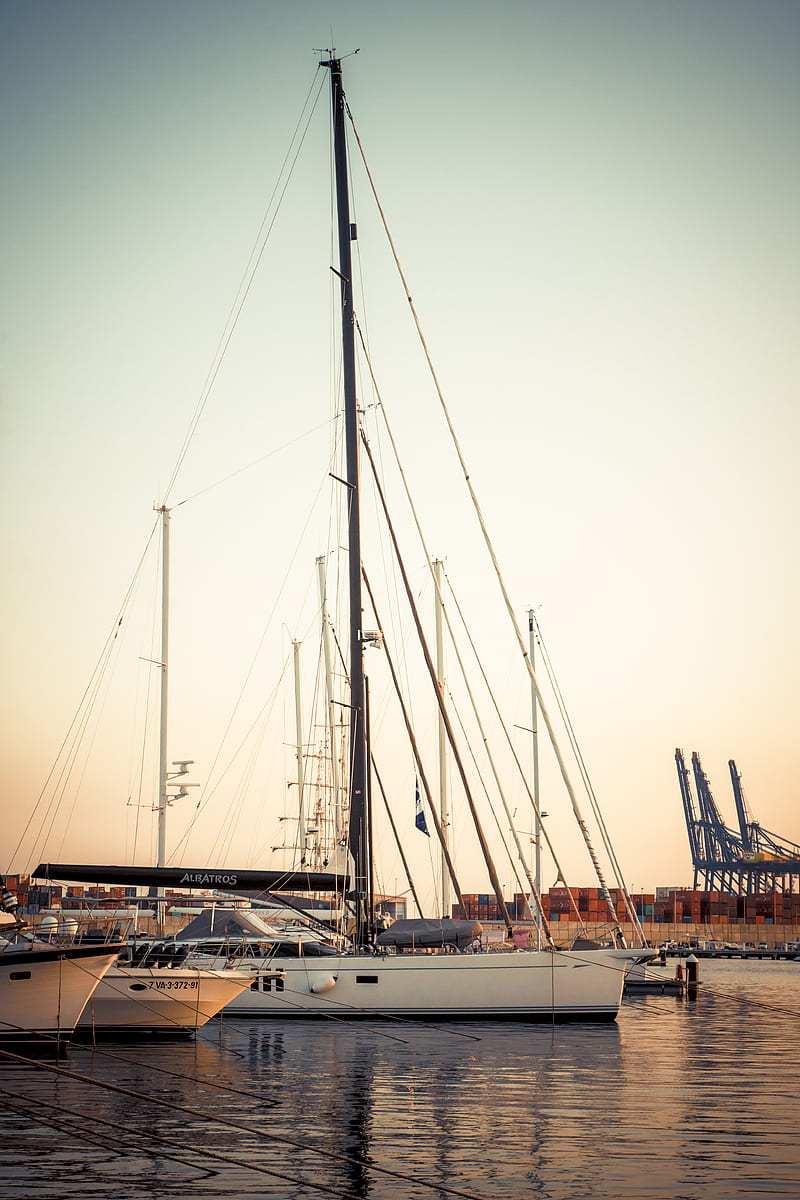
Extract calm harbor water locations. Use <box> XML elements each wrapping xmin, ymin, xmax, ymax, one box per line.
<box><xmin>1</xmin><ymin>958</ymin><xmax>799</xmax><ymax>1199</ymax></box>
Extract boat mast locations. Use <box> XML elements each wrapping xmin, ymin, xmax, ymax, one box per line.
<box><xmin>324</xmin><ymin>56</ymin><xmax>369</xmax><ymax>945</ymax></box>
<box><xmin>316</xmin><ymin>555</ymin><xmax>343</xmax><ymax>844</ymax></box>
<box><xmin>528</xmin><ymin>610</ymin><xmax>543</xmax><ymax>949</ymax></box>
<box><xmin>145</xmin><ymin>504</ymin><xmax>170</xmax><ymax>930</ymax></box>
<box><xmin>156</xmin><ymin>504</ymin><xmax>170</xmax><ymax>875</ymax></box>
<box><xmin>434</xmin><ymin>559</ymin><xmax>451</xmax><ymax>919</ymax></box>
<box><xmin>292</xmin><ymin>639</ymin><xmax>306</xmax><ymax>862</ymax></box>
<box><xmin>152</xmin><ymin>505</ymin><xmax>196</xmax><ymax>925</ymax></box>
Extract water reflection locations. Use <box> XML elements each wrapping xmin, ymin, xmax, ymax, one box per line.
<box><xmin>1</xmin><ymin>963</ymin><xmax>799</xmax><ymax>1199</ymax></box>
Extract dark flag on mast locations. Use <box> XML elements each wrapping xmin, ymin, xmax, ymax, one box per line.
<box><xmin>414</xmin><ymin>779</ymin><xmax>430</xmax><ymax>836</ymax></box>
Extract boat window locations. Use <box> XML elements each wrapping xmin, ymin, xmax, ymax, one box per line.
<box><xmin>271</xmin><ymin>942</ymin><xmax>301</xmax><ymax>958</ymax></box>
<box><xmin>355</xmin><ymin>975</ymin><xmax>379</xmax><ymax>984</ymax></box>
<box><xmin>257</xmin><ymin>975</ymin><xmax>284</xmax><ymax>993</ymax></box>
<box><xmin>9</xmin><ymin>971</ymin><xmax>31</xmax><ymax>981</ymax></box>
<box><xmin>194</xmin><ymin>940</ymin><xmax>256</xmax><ymax>959</ymax></box>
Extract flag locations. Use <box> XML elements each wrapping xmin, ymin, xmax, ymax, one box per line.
<box><xmin>414</xmin><ymin>778</ymin><xmax>430</xmax><ymax>836</ymax></box>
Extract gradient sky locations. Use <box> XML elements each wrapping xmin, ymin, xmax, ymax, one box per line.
<box><xmin>2</xmin><ymin>1</ymin><xmax>798</xmax><ymax>908</ymax></box>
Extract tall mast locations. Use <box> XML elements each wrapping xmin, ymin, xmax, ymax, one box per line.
<box><xmin>151</xmin><ymin>505</ymin><xmax>196</xmax><ymax>926</ymax></box>
<box><xmin>292</xmin><ymin>639</ymin><xmax>306</xmax><ymax>863</ymax></box>
<box><xmin>324</xmin><ymin>56</ymin><xmax>369</xmax><ymax>944</ymax></box>
<box><xmin>528</xmin><ymin>610</ymin><xmax>542</xmax><ymax>948</ymax></box>
<box><xmin>146</xmin><ymin>504</ymin><xmax>170</xmax><ymax>931</ymax></box>
<box><xmin>316</xmin><ymin>555</ymin><xmax>342</xmax><ymax>837</ymax></box>
<box><xmin>156</xmin><ymin>504</ymin><xmax>170</xmax><ymax>873</ymax></box>
<box><xmin>434</xmin><ymin>559</ymin><xmax>451</xmax><ymax>919</ymax></box>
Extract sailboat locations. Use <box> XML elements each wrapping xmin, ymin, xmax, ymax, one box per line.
<box><xmin>73</xmin><ymin>950</ymin><xmax>256</xmax><ymax>1035</ymax></box>
<box><xmin>66</xmin><ymin>506</ymin><xmax>258</xmax><ymax>1035</ymax></box>
<box><xmin>17</xmin><ymin>508</ymin><xmax>256</xmax><ymax>1037</ymax></box>
<box><xmin>1</xmin><ymin>887</ymin><xmax>123</xmax><ymax>1048</ymax></box>
<box><xmin>34</xmin><ymin>56</ymin><xmax>652</xmax><ymax>1021</ymax></box>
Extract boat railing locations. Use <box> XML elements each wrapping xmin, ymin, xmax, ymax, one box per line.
<box><xmin>25</xmin><ymin>912</ymin><xmax>135</xmax><ymax>947</ymax></box>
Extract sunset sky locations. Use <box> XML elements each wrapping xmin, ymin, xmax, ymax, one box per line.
<box><xmin>2</xmin><ymin>1</ymin><xmax>798</xmax><ymax>911</ymax></box>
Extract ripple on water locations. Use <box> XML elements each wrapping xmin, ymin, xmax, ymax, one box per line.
<box><xmin>1</xmin><ymin>959</ymin><xmax>799</xmax><ymax>1198</ymax></box>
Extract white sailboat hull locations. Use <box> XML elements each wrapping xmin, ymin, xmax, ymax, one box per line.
<box><xmin>222</xmin><ymin>947</ymin><xmax>639</xmax><ymax>1022</ymax></box>
<box><xmin>77</xmin><ymin>964</ymin><xmax>256</xmax><ymax>1033</ymax></box>
<box><xmin>0</xmin><ymin>939</ymin><xmax>122</xmax><ymax>1044</ymax></box>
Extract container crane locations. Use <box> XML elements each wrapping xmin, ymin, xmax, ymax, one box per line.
<box><xmin>675</xmin><ymin>749</ymin><xmax>800</xmax><ymax>894</ymax></box>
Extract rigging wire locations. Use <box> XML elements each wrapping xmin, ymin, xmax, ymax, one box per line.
<box><xmin>171</xmin><ymin>652</ymin><xmax>289</xmax><ymax>863</ymax></box>
<box><xmin>7</xmin><ymin>514</ymin><xmax>161</xmax><ymax>876</ymax></box>
<box><xmin>361</xmin><ymin>566</ymin><xmax>467</xmax><ymax>916</ymax></box>
<box><xmin>171</xmin><ymin>447</ymin><xmax>338</xmax><ymax>862</ymax></box>
<box><xmin>21</xmin><ymin>77</ymin><xmax>336</xmax><ymax>877</ymax></box>
<box><xmin>173</xmin><ymin>417</ymin><xmax>335</xmax><ymax>508</ymax></box>
<box><xmin>352</xmin><ymin>319</ymin><xmax>551</xmax><ymax>934</ymax></box>
<box><xmin>0</xmin><ymin>1047</ymin><xmax>488</xmax><ymax>1200</ymax></box>
<box><xmin>124</xmin><ymin>548</ymin><xmax>162</xmax><ymax>865</ymax></box>
<box><xmin>530</xmin><ymin>610</ymin><xmax>646</xmax><ymax>938</ymax></box>
<box><xmin>360</xmin><ymin>434</ymin><xmax>513</xmax><ymax>934</ymax></box>
<box><xmin>344</xmin><ymin>96</ymin><xmax>626</xmax><ymax>944</ymax></box>
<box><xmin>446</xmin><ymin>685</ymin><xmax>534</xmax><ymax>908</ymax></box>
<box><xmin>682</xmin><ymin>979</ymin><xmax>800</xmax><ymax>1020</ymax></box>
<box><xmin>0</xmin><ymin>1086</ymin><xmax>368</xmax><ymax>1200</ymax></box>
<box><xmin>442</xmin><ymin>568</ymin><xmax>586</xmax><ymax>930</ymax></box>
<box><xmin>161</xmin><ymin>70</ymin><xmax>326</xmax><ymax>508</ymax></box>
<box><xmin>124</xmin><ymin>521</ymin><xmax>181</xmax><ymax>866</ymax></box>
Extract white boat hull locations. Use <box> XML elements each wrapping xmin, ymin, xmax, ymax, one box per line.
<box><xmin>222</xmin><ymin>947</ymin><xmax>642</xmax><ymax>1022</ymax></box>
<box><xmin>0</xmin><ymin>940</ymin><xmax>122</xmax><ymax>1044</ymax></box>
<box><xmin>76</xmin><ymin>964</ymin><xmax>256</xmax><ymax>1033</ymax></box>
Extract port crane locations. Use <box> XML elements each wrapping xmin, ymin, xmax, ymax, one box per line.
<box><xmin>675</xmin><ymin>749</ymin><xmax>800</xmax><ymax>894</ymax></box>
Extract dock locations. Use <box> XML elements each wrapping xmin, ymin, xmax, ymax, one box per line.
<box><xmin>664</xmin><ymin>946</ymin><xmax>800</xmax><ymax>961</ymax></box>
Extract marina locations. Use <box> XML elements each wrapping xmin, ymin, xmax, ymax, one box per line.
<box><xmin>23</xmin><ymin>51</ymin><xmax>657</xmax><ymax>1026</ymax></box>
<box><xmin>3</xmin><ymin>7</ymin><xmax>797</xmax><ymax>1198</ymax></box>
<box><xmin>0</xmin><ymin>923</ymin><xmax>123</xmax><ymax>1050</ymax></box>
<box><xmin>1</xmin><ymin>957</ymin><xmax>798</xmax><ymax>1199</ymax></box>
<box><xmin>668</xmin><ymin>946</ymin><xmax>800</xmax><ymax>961</ymax></box>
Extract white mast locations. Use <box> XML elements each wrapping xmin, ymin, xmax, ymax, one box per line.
<box><xmin>153</xmin><ymin>505</ymin><xmax>195</xmax><ymax>920</ymax></box>
<box><xmin>528</xmin><ymin>609</ymin><xmax>543</xmax><ymax>948</ymax></box>
<box><xmin>316</xmin><ymin>555</ymin><xmax>342</xmax><ymax>840</ymax></box>
<box><xmin>434</xmin><ymin>559</ymin><xmax>451</xmax><ymax>919</ymax></box>
<box><xmin>292</xmin><ymin>639</ymin><xmax>306</xmax><ymax>863</ymax></box>
<box><xmin>156</xmin><ymin>505</ymin><xmax>170</xmax><ymax>874</ymax></box>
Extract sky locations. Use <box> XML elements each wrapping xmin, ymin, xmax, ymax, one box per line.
<box><xmin>1</xmin><ymin>1</ymin><xmax>798</xmax><ymax>910</ymax></box>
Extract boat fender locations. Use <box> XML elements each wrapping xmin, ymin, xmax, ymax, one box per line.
<box><xmin>39</xmin><ymin>914</ymin><xmax>58</xmax><ymax>940</ymax></box>
<box><xmin>307</xmin><ymin>973</ymin><xmax>338</xmax><ymax>994</ymax></box>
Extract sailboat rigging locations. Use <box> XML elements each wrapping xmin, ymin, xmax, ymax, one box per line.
<box><xmin>328</xmin><ymin>54</ymin><xmax>370</xmax><ymax>948</ymax></box>
<box><xmin>34</xmin><ymin>55</ymin><xmax>653</xmax><ymax>1020</ymax></box>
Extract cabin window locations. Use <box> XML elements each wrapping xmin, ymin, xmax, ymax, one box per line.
<box><xmin>272</xmin><ymin>942</ymin><xmax>301</xmax><ymax>958</ymax></box>
<box><xmin>355</xmin><ymin>975</ymin><xmax>379</xmax><ymax>984</ymax></box>
<box><xmin>255</xmin><ymin>976</ymin><xmax>284</xmax><ymax>993</ymax></box>
<box><xmin>9</xmin><ymin>971</ymin><xmax>31</xmax><ymax>981</ymax></box>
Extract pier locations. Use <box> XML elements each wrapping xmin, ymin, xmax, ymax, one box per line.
<box><xmin>664</xmin><ymin>945</ymin><xmax>800</xmax><ymax>961</ymax></box>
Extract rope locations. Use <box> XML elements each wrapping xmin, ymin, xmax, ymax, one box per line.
<box><xmin>0</xmin><ymin>1083</ymin><xmax>369</xmax><ymax>1200</ymax></box>
<box><xmin>161</xmin><ymin>70</ymin><xmax>326</xmax><ymax>507</ymax></box>
<box><xmin>531</xmin><ymin>611</ymin><xmax>647</xmax><ymax>939</ymax></box>
<box><xmin>173</xmin><ymin>417</ymin><xmax>333</xmax><ymax>508</ymax></box>
<box><xmin>442</xmin><ymin>570</ymin><xmax>579</xmax><ymax>933</ymax></box>
<box><xmin>6</xmin><ymin>515</ymin><xmax>160</xmax><ymax>876</ymax></box>
<box><xmin>345</xmin><ymin>103</ymin><xmax>625</xmax><ymax>944</ymax></box>
<box><xmin>0</xmin><ymin>1047</ymin><xmax>488</xmax><ymax>1200</ymax></box>
<box><xmin>172</xmin><ymin>452</ymin><xmax>335</xmax><ymax>861</ymax></box>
